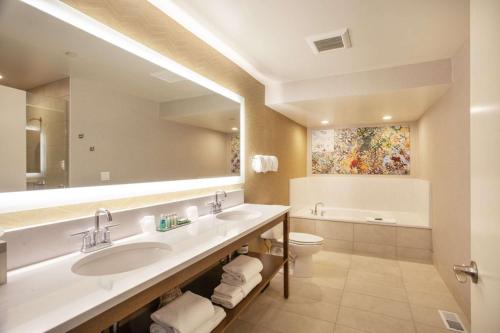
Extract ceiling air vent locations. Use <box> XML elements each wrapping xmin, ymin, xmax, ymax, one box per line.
<box><xmin>307</xmin><ymin>28</ymin><xmax>351</xmax><ymax>54</ymax></box>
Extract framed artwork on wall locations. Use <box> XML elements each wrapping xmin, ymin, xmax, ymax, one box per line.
<box><xmin>311</xmin><ymin>126</ymin><xmax>410</xmax><ymax>175</ymax></box>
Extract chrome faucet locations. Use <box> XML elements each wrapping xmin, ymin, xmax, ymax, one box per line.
<box><xmin>208</xmin><ymin>190</ymin><xmax>227</xmax><ymax>214</ymax></box>
<box><xmin>71</xmin><ymin>208</ymin><xmax>119</xmax><ymax>253</ymax></box>
<box><xmin>313</xmin><ymin>202</ymin><xmax>324</xmax><ymax>216</ymax></box>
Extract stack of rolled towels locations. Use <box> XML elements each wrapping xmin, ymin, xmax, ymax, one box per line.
<box><xmin>150</xmin><ymin>291</ymin><xmax>226</xmax><ymax>333</ymax></box>
<box><xmin>251</xmin><ymin>155</ymin><xmax>279</xmax><ymax>173</ymax></box>
<box><xmin>211</xmin><ymin>255</ymin><xmax>263</xmax><ymax>309</ymax></box>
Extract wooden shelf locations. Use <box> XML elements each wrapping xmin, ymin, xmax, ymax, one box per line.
<box><xmin>182</xmin><ymin>252</ymin><xmax>286</xmax><ymax>332</ymax></box>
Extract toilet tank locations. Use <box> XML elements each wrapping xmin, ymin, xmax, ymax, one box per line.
<box><xmin>260</xmin><ymin>223</ymin><xmax>283</xmax><ymax>240</ymax></box>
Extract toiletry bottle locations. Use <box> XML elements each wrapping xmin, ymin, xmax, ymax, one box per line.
<box><xmin>159</xmin><ymin>214</ymin><xmax>167</xmax><ymax>231</ymax></box>
<box><xmin>172</xmin><ymin>213</ymin><xmax>178</xmax><ymax>227</ymax></box>
<box><xmin>165</xmin><ymin>214</ymin><xmax>172</xmax><ymax>229</ymax></box>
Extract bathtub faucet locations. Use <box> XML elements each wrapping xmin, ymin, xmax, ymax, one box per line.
<box><xmin>313</xmin><ymin>202</ymin><xmax>324</xmax><ymax>216</ymax></box>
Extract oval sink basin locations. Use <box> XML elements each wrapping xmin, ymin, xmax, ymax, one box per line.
<box><xmin>216</xmin><ymin>210</ymin><xmax>262</xmax><ymax>221</ymax></box>
<box><xmin>72</xmin><ymin>242</ymin><xmax>170</xmax><ymax>276</ymax></box>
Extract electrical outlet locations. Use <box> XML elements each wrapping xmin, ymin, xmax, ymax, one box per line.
<box><xmin>100</xmin><ymin>171</ymin><xmax>110</xmax><ymax>181</ymax></box>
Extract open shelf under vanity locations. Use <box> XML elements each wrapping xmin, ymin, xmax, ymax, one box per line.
<box><xmin>182</xmin><ymin>252</ymin><xmax>287</xmax><ymax>332</ymax></box>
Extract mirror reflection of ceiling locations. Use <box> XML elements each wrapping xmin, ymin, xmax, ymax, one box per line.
<box><xmin>0</xmin><ymin>0</ymin><xmax>239</xmax><ymax>133</ymax></box>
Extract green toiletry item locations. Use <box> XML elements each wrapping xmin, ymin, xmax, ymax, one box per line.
<box><xmin>159</xmin><ymin>215</ymin><xmax>167</xmax><ymax>231</ymax></box>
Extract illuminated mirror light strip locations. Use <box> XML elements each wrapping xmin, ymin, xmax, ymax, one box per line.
<box><xmin>147</xmin><ymin>0</ymin><xmax>271</xmax><ymax>85</ymax></box>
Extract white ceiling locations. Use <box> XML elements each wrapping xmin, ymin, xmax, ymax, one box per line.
<box><xmin>170</xmin><ymin>0</ymin><xmax>469</xmax><ymax>83</ymax></box>
<box><xmin>160</xmin><ymin>94</ymin><xmax>240</xmax><ymax>133</ymax></box>
<box><xmin>167</xmin><ymin>0</ymin><xmax>469</xmax><ymax>127</ymax></box>
<box><xmin>0</xmin><ymin>0</ymin><xmax>212</xmax><ymax>103</ymax></box>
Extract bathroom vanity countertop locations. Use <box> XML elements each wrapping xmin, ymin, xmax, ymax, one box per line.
<box><xmin>0</xmin><ymin>203</ymin><xmax>290</xmax><ymax>333</ymax></box>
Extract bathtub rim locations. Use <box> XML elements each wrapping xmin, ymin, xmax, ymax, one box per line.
<box><xmin>290</xmin><ymin>208</ymin><xmax>432</xmax><ymax>230</ymax></box>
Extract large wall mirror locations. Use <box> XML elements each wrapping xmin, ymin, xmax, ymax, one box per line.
<box><xmin>0</xmin><ymin>0</ymin><xmax>242</xmax><ymax>195</ymax></box>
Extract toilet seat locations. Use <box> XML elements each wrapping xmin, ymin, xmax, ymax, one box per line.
<box><xmin>279</xmin><ymin>232</ymin><xmax>323</xmax><ymax>245</ymax></box>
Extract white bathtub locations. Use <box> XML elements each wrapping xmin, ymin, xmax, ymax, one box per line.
<box><xmin>291</xmin><ymin>207</ymin><xmax>430</xmax><ymax>229</ymax></box>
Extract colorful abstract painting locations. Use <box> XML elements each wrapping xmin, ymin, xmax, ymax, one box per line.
<box><xmin>312</xmin><ymin>126</ymin><xmax>410</xmax><ymax>175</ymax></box>
<box><xmin>230</xmin><ymin>134</ymin><xmax>240</xmax><ymax>174</ymax></box>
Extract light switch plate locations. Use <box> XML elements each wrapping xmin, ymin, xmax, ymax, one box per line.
<box><xmin>100</xmin><ymin>171</ymin><xmax>110</xmax><ymax>181</ymax></box>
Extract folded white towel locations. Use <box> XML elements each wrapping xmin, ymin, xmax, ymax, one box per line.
<box><xmin>222</xmin><ymin>255</ymin><xmax>263</xmax><ymax>284</ymax></box>
<box><xmin>193</xmin><ymin>305</ymin><xmax>226</xmax><ymax>333</ymax></box>
<box><xmin>221</xmin><ymin>272</ymin><xmax>245</xmax><ymax>287</ymax></box>
<box><xmin>150</xmin><ymin>306</ymin><xmax>226</xmax><ymax>333</ymax></box>
<box><xmin>211</xmin><ymin>292</ymin><xmax>244</xmax><ymax>309</ymax></box>
<box><xmin>150</xmin><ymin>323</ymin><xmax>172</xmax><ymax>333</ymax></box>
<box><xmin>214</xmin><ymin>282</ymin><xmax>245</xmax><ymax>300</ymax></box>
<box><xmin>240</xmin><ymin>273</ymin><xmax>262</xmax><ymax>296</ymax></box>
<box><xmin>151</xmin><ymin>291</ymin><xmax>214</xmax><ymax>333</ymax></box>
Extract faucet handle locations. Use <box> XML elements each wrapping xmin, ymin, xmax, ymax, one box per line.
<box><xmin>104</xmin><ymin>223</ymin><xmax>120</xmax><ymax>230</ymax></box>
<box><xmin>103</xmin><ymin>224</ymin><xmax>119</xmax><ymax>243</ymax></box>
<box><xmin>70</xmin><ymin>230</ymin><xmax>92</xmax><ymax>251</ymax></box>
<box><xmin>70</xmin><ymin>230</ymin><xmax>90</xmax><ymax>237</ymax></box>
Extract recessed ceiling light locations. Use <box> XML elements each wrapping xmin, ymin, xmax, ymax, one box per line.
<box><xmin>231</xmin><ymin>127</ymin><xmax>238</xmax><ymax>131</ymax></box>
<box><xmin>321</xmin><ymin>120</ymin><xmax>329</xmax><ymax>125</ymax></box>
<box><xmin>382</xmin><ymin>115</ymin><xmax>393</xmax><ymax>120</ymax></box>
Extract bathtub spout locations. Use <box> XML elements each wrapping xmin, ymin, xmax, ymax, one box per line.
<box><xmin>313</xmin><ymin>202</ymin><xmax>324</xmax><ymax>216</ymax></box>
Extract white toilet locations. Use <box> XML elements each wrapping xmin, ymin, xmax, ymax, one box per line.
<box><xmin>261</xmin><ymin>225</ymin><xmax>323</xmax><ymax>278</ymax></box>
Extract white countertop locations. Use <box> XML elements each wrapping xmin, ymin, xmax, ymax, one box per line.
<box><xmin>0</xmin><ymin>204</ymin><xmax>289</xmax><ymax>333</ymax></box>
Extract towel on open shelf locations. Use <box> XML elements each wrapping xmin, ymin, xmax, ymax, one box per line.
<box><xmin>150</xmin><ymin>306</ymin><xmax>226</xmax><ymax>333</ymax></box>
<box><xmin>211</xmin><ymin>291</ymin><xmax>244</xmax><ymax>309</ymax></box>
<box><xmin>222</xmin><ymin>255</ymin><xmax>263</xmax><ymax>284</ymax></box>
<box><xmin>151</xmin><ymin>291</ymin><xmax>214</xmax><ymax>333</ymax></box>
<box><xmin>213</xmin><ymin>282</ymin><xmax>245</xmax><ymax>299</ymax></box>
<box><xmin>240</xmin><ymin>273</ymin><xmax>262</xmax><ymax>296</ymax></box>
<box><xmin>212</xmin><ymin>273</ymin><xmax>263</xmax><ymax>309</ymax></box>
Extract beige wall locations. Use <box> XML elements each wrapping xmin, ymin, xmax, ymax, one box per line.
<box><xmin>418</xmin><ymin>43</ymin><xmax>470</xmax><ymax>318</ymax></box>
<box><xmin>69</xmin><ymin>77</ymin><xmax>231</xmax><ymax>186</ymax></box>
<box><xmin>59</xmin><ymin>0</ymin><xmax>307</xmax><ymax>206</ymax></box>
<box><xmin>0</xmin><ymin>84</ymin><xmax>26</xmax><ymax>192</ymax></box>
<box><xmin>0</xmin><ymin>0</ymin><xmax>306</xmax><ymax>228</ymax></box>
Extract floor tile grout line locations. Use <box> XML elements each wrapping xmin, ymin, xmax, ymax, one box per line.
<box><xmin>333</xmin><ymin>252</ymin><xmax>352</xmax><ymax>333</ymax></box>
<box><xmin>398</xmin><ymin>259</ymin><xmax>420</xmax><ymax>333</ymax></box>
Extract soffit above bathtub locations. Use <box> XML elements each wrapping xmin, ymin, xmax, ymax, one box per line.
<box><xmin>169</xmin><ymin>0</ymin><xmax>468</xmax><ymax>84</ymax></box>
<box><xmin>266</xmin><ymin>59</ymin><xmax>452</xmax><ymax>127</ymax></box>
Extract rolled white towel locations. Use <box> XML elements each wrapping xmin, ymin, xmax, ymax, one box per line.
<box><xmin>222</xmin><ymin>255</ymin><xmax>263</xmax><ymax>284</ymax></box>
<box><xmin>251</xmin><ymin>155</ymin><xmax>265</xmax><ymax>173</ymax></box>
<box><xmin>211</xmin><ymin>292</ymin><xmax>244</xmax><ymax>309</ymax></box>
<box><xmin>213</xmin><ymin>282</ymin><xmax>245</xmax><ymax>300</ymax></box>
<box><xmin>240</xmin><ymin>273</ymin><xmax>262</xmax><ymax>297</ymax></box>
<box><xmin>192</xmin><ymin>305</ymin><xmax>226</xmax><ymax>333</ymax></box>
<box><xmin>151</xmin><ymin>291</ymin><xmax>214</xmax><ymax>333</ymax></box>
<box><xmin>270</xmin><ymin>156</ymin><xmax>279</xmax><ymax>172</ymax></box>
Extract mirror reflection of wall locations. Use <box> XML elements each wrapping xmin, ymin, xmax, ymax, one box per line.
<box><xmin>26</xmin><ymin>79</ymin><xmax>70</xmax><ymax>190</ymax></box>
<box><xmin>0</xmin><ymin>0</ymin><xmax>241</xmax><ymax>193</ymax></box>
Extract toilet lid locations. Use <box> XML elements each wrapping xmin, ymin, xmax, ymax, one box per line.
<box><xmin>289</xmin><ymin>232</ymin><xmax>323</xmax><ymax>244</ymax></box>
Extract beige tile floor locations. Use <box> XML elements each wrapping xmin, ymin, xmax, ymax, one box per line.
<box><xmin>226</xmin><ymin>251</ymin><xmax>469</xmax><ymax>333</ymax></box>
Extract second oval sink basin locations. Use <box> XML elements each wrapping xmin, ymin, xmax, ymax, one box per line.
<box><xmin>72</xmin><ymin>242</ymin><xmax>171</xmax><ymax>276</ymax></box>
<box><xmin>216</xmin><ymin>210</ymin><xmax>262</xmax><ymax>221</ymax></box>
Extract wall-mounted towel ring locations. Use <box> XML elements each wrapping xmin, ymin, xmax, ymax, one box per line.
<box><xmin>252</xmin><ymin>155</ymin><xmax>278</xmax><ymax>173</ymax></box>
